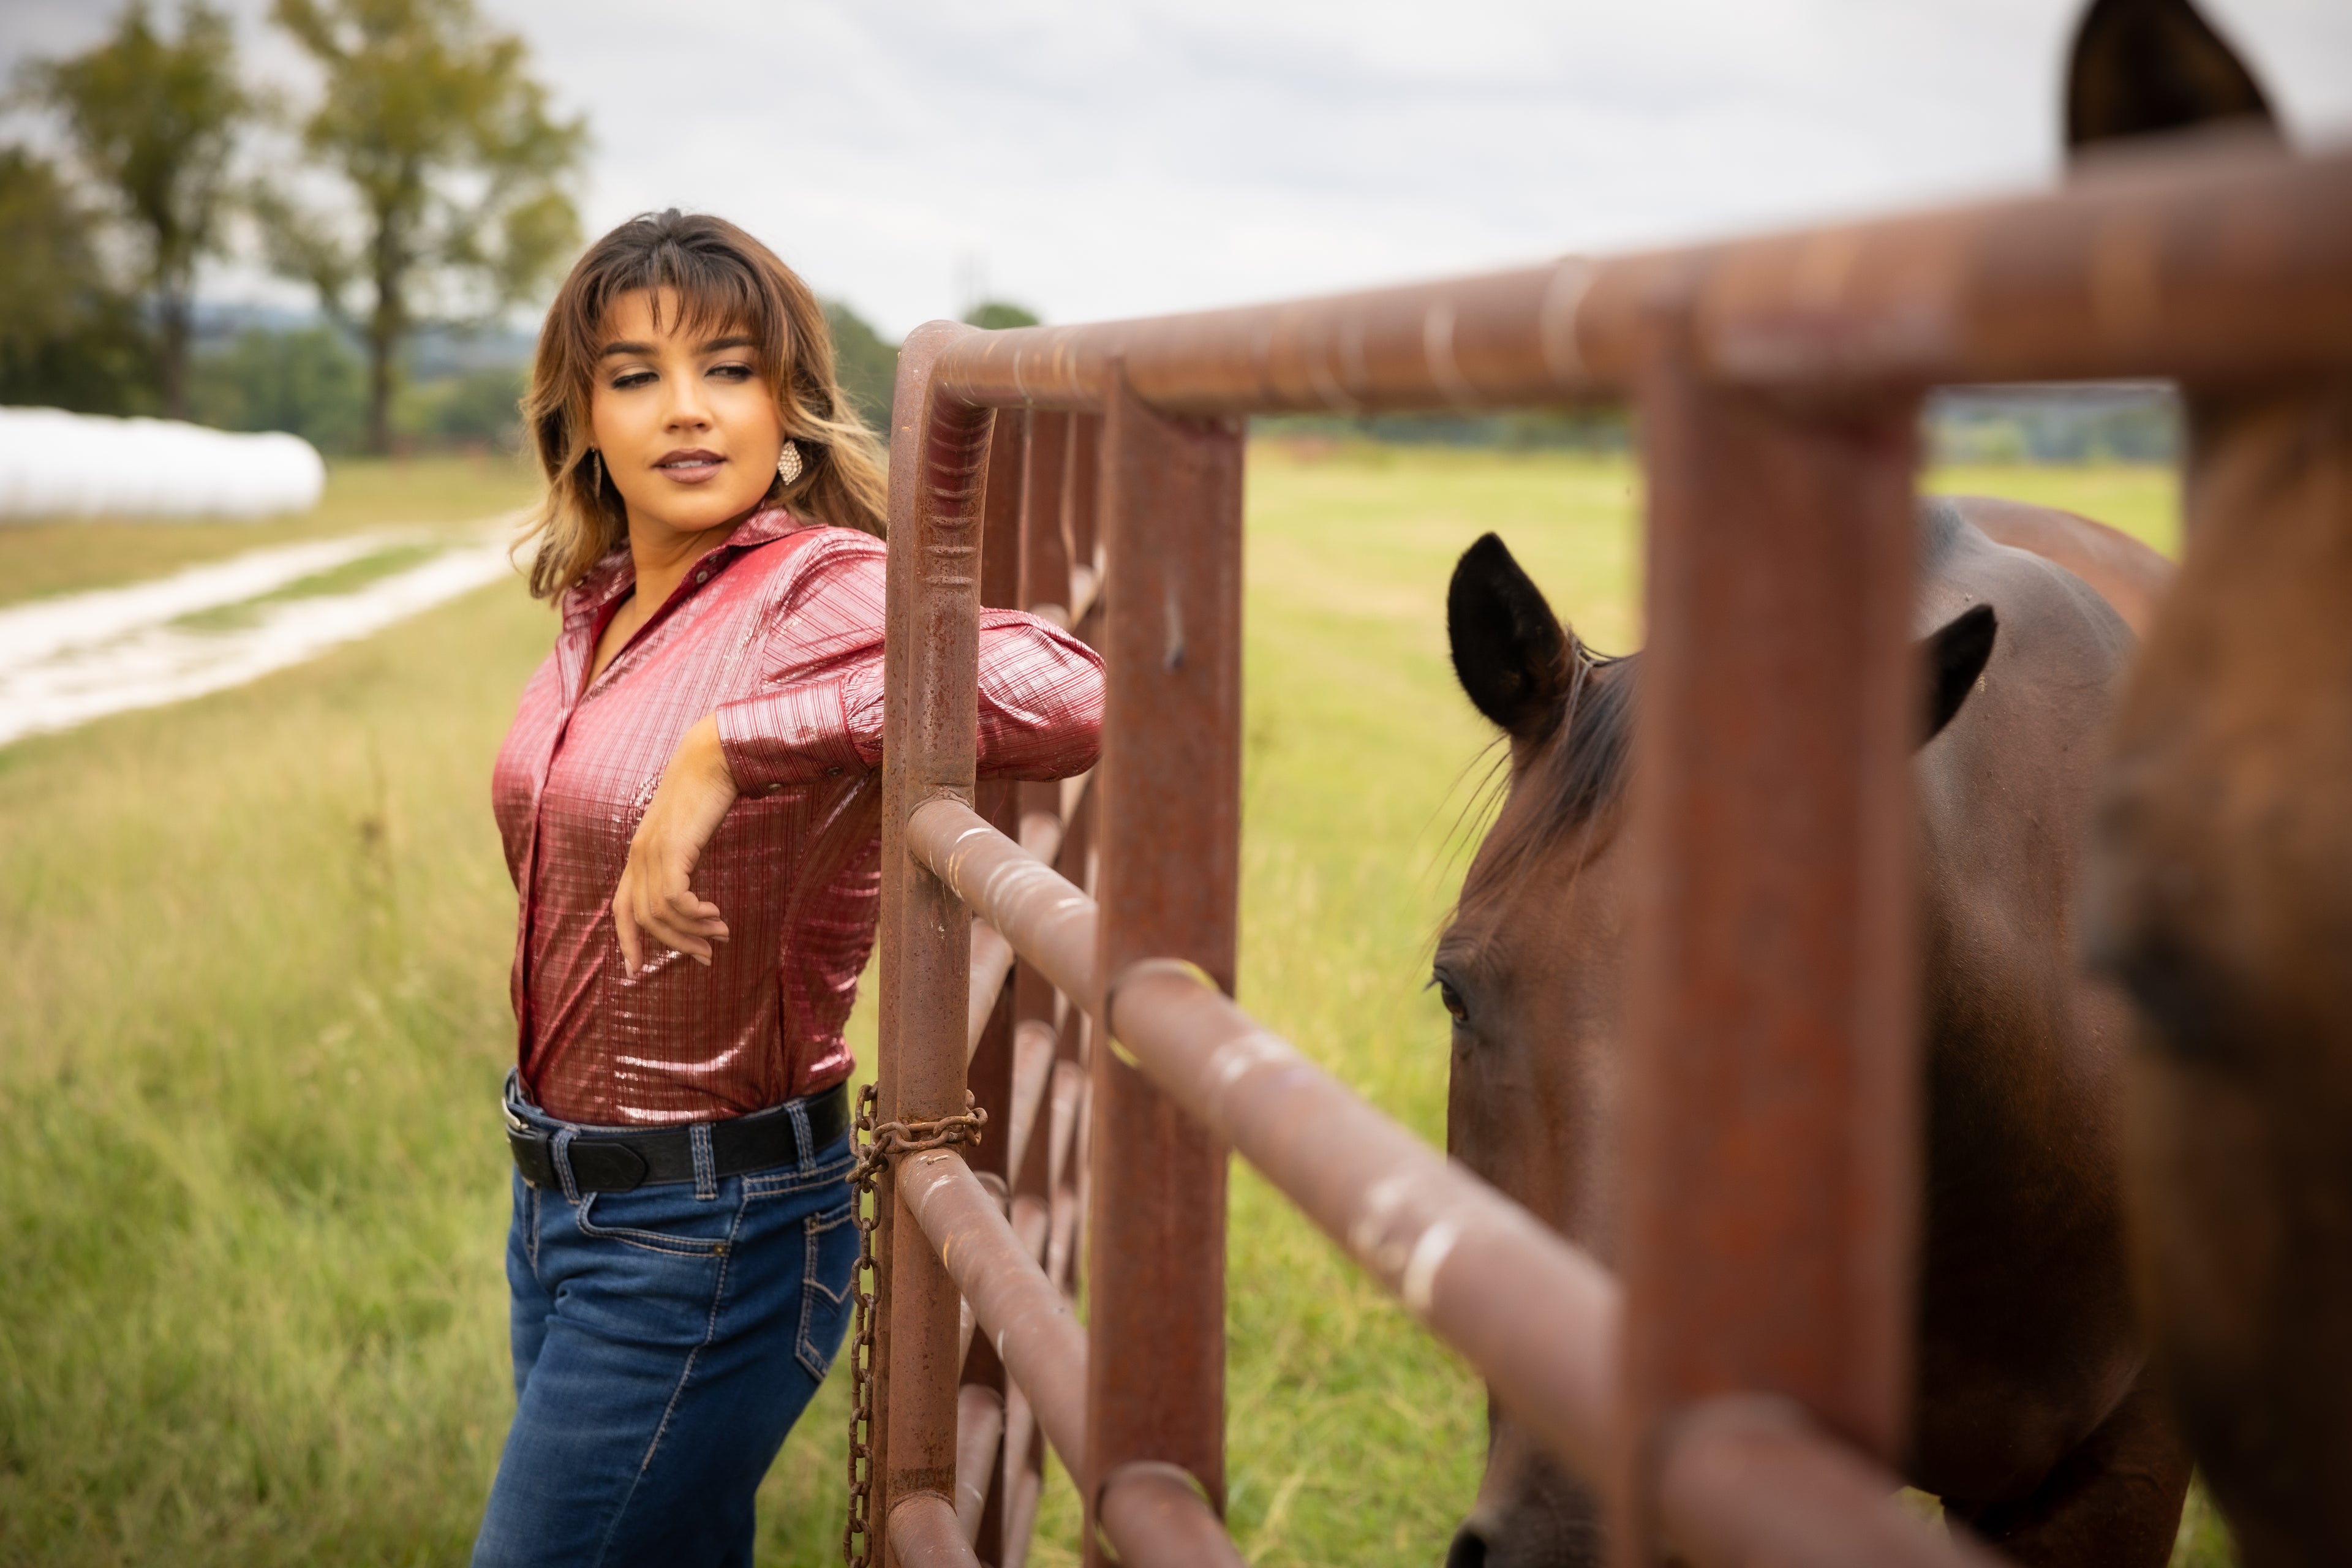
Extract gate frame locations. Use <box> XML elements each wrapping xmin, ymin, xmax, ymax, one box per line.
<box><xmin>858</xmin><ymin>136</ymin><xmax>2352</xmax><ymax>1568</ymax></box>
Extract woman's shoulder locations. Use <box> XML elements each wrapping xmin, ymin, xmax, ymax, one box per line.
<box><xmin>736</xmin><ymin>514</ymin><xmax>884</xmax><ymax>600</ymax></box>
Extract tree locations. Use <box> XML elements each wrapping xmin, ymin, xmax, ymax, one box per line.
<box><xmin>963</xmin><ymin>300</ymin><xmax>1040</xmax><ymax>332</ymax></box>
<box><xmin>18</xmin><ymin>1</ymin><xmax>247</xmax><ymax>418</ymax></box>
<box><xmin>187</xmin><ymin>325</ymin><xmax>368</xmax><ymax>451</ymax></box>
<box><xmin>824</xmin><ymin>300</ymin><xmax>900</xmax><ymax>435</ymax></box>
<box><xmin>261</xmin><ymin>0</ymin><xmax>583</xmax><ymax>454</ymax></box>
<box><xmin>0</xmin><ymin>148</ymin><xmax>152</xmax><ymax>414</ymax></box>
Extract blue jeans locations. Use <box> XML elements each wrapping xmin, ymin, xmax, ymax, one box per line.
<box><xmin>472</xmin><ymin>1091</ymin><xmax>858</xmax><ymax>1568</ymax></box>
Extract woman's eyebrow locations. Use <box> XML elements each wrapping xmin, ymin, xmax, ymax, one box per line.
<box><xmin>699</xmin><ymin>334</ymin><xmax>757</xmax><ymax>353</ymax></box>
<box><xmin>599</xmin><ymin>340</ymin><xmax>655</xmax><ymax>359</ymax></box>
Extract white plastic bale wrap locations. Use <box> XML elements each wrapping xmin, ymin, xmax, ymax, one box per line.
<box><xmin>0</xmin><ymin>407</ymin><xmax>328</xmax><ymax>521</ymax></box>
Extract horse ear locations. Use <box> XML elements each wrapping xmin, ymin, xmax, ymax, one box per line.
<box><xmin>1449</xmin><ymin>532</ymin><xmax>1577</xmax><ymax>744</ymax></box>
<box><xmin>1922</xmin><ymin>604</ymin><xmax>1999</xmax><ymax>745</ymax></box>
<box><xmin>2065</xmin><ymin>0</ymin><xmax>2277</xmax><ymax>153</ymax></box>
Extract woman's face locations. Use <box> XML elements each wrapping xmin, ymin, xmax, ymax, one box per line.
<box><xmin>589</xmin><ymin>287</ymin><xmax>786</xmax><ymax>540</ymax></box>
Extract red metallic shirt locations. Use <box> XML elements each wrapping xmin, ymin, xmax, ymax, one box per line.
<box><xmin>492</xmin><ymin>508</ymin><xmax>1102</xmax><ymax>1126</ymax></box>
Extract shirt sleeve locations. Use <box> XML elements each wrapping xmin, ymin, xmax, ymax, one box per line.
<box><xmin>713</xmin><ymin>536</ymin><xmax>1105</xmax><ymax>795</ymax></box>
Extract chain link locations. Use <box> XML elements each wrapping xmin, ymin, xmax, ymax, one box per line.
<box><xmin>843</xmin><ymin>1083</ymin><xmax>989</xmax><ymax>1568</ymax></box>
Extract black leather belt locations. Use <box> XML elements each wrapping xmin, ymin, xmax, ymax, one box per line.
<box><xmin>505</xmin><ymin>1082</ymin><xmax>853</xmax><ymax>1193</ymax></box>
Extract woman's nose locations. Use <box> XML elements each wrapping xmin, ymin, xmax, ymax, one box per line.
<box><xmin>663</xmin><ymin>378</ymin><xmax>712</xmax><ymax>429</ymax></box>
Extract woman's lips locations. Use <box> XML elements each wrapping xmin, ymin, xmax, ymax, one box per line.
<box><xmin>655</xmin><ymin>451</ymin><xmax>725</xmax><ymax>483</ymax></box>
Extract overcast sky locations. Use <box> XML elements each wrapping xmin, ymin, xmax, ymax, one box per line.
<box><xmin>7</xmin><ymin>0</ymin><xmax>2350</xmax><ymax>339</ymax></box>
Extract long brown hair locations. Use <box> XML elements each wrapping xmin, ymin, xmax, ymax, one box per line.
<box><xmin>518</xmin><ymin>209</ymin><xmax>890</xmax><ymax>600</ymax></box>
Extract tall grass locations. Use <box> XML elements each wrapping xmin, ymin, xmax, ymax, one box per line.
<box><xmin>0</xmin><ymin>450</ymin><xmax>2214</xmax><ymax>1566</ymax></box>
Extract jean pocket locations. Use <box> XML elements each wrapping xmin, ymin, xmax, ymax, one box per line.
<box><xmin>796</xmin><ymin>1197</ymin><xmax>859</xmax><ymax>1380</ymax></box>
<box><xmin>574</xmin><ymin>1186</ymin><xmax>740</xmax><ymax>1259</ymax></box>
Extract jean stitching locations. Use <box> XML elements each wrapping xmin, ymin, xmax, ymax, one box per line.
<box><xmin>742</xmin><ymin>1151</ymin><xmax>854</xmax><ymax>1198</ymax></box>
<box><xmin>573</xmin><ymin>1194</ymin><xmax>731</xmax><ymax>1258</ymax></box>
<box><xmin>524</xmin><ymin>1181</ymin><xmax>542</xmax><ymax>1275</ymax></box>
<box><xmin>797</xmin><ymin>1197</ymin><xmax>856</xmax><ymax>1376</ymax></box>
<box><xmin>690</xmin><ymin>1123</ymin><xmax>716</xmax><ymax>1200</ymax></box>
<box><xmin>787</xmin><ymin>1100</ymin><xmax>815</xmax><ymax>1172</ymax></box>
<box><xmin>552</xmin><ymin>1128</ymin><xmax>581</xmax><ymax>1205</ymax></box>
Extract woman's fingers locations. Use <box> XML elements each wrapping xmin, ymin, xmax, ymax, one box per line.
<box><xmin>612</xmin><ymin>851</ymin><xmax>731</xmax><ymax>972</ymax></box>
<box><xmin>612</xmin><ymin>883</ymin><xmax>646</xmax><ymax>976</ymax></box>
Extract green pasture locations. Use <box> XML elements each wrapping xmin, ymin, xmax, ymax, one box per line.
<box><xmin>0</xmin><ymin>449</ymin><xmax>2220</xmax><ymax>1565</ymax></box>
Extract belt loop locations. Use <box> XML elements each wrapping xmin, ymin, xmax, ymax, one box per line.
<box><xmin>691</xmin><ymin>1123</ymin><xmax>717</xmax><ymax>1199</ymax></box>
<box><xmin>552</xmin><ymin>1127</ymin><xmax>582</xmax><ymax>1205</ymax></box>
<box><xmin>788</xmin><ymin>1099</ymin><xmax>816</xmax><ymax>1172</ymax></box>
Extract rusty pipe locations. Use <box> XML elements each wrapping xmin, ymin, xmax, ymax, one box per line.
<box><xmin>954</xmin><ymin>1383</ymin><xmax>1004</xmax><ymax>1541</ymax></box>
<box><xmin>1652</xmin><ymin>1398</ymin><xmax>2007</xmax><ymax>1568</ymax></box>
<box><xmin>932</xmin><ymin>142</ymin><xmax>2350</xmax><ymax>413</ymax></box>
<box><xmin>897</xmin><ymin>1148</ymin><xmax>1090</xmax><ymax>1472</ymax></box>
<box><xmin>1005</xmin><ymin>1020</ymin><xmax>1057</xmax><ymax>1191</ymax></box>
<box><xmin>908</xmin><ymin>800</ymin><xmax>1613</xmax><ymax>1472</ymax></box>
<box><xmin>905</xmin><ymin>802</ymin><xmax>1992</xmax><ymax>1568</ymax></box>
<box><xmin>967</xmin><ymin>922</ymin><xmax>1014</xmax><ymax>1064</ymax></box>
<box><xmin>913</xmin><ymin>797</ymin><xmax>1102</xmax><ymax>1019</ymax></box>
<box><xmin>967</xmin><ymin>790</ymin><xmax>1083</xmax><ymax>1065</ymax></box>
<box><xmin>887</xmin><ymin>1491</ymin><xmax>986</xmax><ymax>1568</ymax></box>
<box><xmin>1098</xmin><ymin>1462</ymin><xmax>1250</xmax><ymax>1568</ymax></box>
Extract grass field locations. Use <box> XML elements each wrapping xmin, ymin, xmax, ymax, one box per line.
<box><xmin>0</xmin><ymin>449</ymin><xmax>2223</xmax><ymax>1566</ymax></box>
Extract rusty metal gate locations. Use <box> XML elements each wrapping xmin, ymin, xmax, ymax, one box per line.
<box><xmin>852</xmin><ymin>138</ymin><xmax>2352</xmax><ymax>1567</ymax></box>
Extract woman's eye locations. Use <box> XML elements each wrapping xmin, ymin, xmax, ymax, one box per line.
<box><xmin>709</xmin><ymin>362</ymin><xmax>754</xmax><ymax>382</ymax></box>
<box><xmin>1436</xmin><ymin>977</ymin><xmax>1469</xmax><ymax>1024</ymax></box>
<box><xmin>611</xmin><ymin>370</ymin><xmax>655</xmax><ymax>391</ymax></box>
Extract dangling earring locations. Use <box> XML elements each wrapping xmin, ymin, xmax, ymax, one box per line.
<box><xmin>775</xmin><ymin>440</ymin><xmax>802</xmax><ymax>486</ymax></box>
<box><xmin>589</xmin><ymin>450</ymin><xmax>603</xmax><ymax>494</ymax></box>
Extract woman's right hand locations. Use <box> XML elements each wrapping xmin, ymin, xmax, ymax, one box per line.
<box><xmin>612</xmin><ymin>715</ymin><xmax>739</xmax><ymax>976</ymax></box>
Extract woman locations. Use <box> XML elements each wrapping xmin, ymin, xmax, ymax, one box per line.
<box><xmin>477</xmin><ymin>210</ymin><xmax>1101</xmax><ymax>1567</ymax></box>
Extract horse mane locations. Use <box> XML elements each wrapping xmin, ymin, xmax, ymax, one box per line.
<box><xmin>1458</xmin><ymin>649</ymin><xmax>1638</xmax><ymax>907</ymax></box>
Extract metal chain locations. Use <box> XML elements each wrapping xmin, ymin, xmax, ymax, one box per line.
<box><xmin>843</xmin><ymin>1082</ymin><xmax>988</xmax><ymax>1568</ymax></box>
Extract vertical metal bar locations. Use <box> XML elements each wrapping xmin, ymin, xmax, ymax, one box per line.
<box><xmin>876</xmin><ymin>320</ymin><xmax>994</xmax><ymax>1559</ymax></box>
<box><xmin>965</xmin><ymin>407</ymin><xmax>1027</xmax><ymax>1561</ymax></box>
<box><xmin>1023</xmin><ymin>411</ymin><xmax>1074</xmax><ymax>623</ymax></box>
<box><xmin>1001</xmin><ymin>411</ymin><xmax>1070</xmax><ymax>1567</ymax></box>
<box><xmin>1081</xmin><ymin>365</ymin><xmax>1245</xmax><ymax>1563</ymax></box>
<box><xmin>1065</xmin><ymin>413</ymin><xmax>1103</xmax><ymax>621</ymax></box>
<box><xmin>1616</xmin><ymin>319</ymin><xmax>1921</xmax><ymax>1562</ymax></box>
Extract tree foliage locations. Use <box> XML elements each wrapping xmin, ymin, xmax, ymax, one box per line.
<box><xmin>16</xmin><ymin>1</ymin><xmax>247</xmax><ymax>418</ymax></box>
<box><xmin>260</xmin><ymin>0</ymin><xmax>583</xmax><ymax>453</ymax></box>
<box><xmin>0</xmin><ymin>149</ymin><xmax>152</xmax><ymax>415</ymax></box>
<box><xmin>187</xmin><ymin>325</ymin><xmax>367</xmax><ymax>451</ymax></box>
<box><xmin>963</xmin><ymin>300</ymin><xmax>1041</xmax><ymax>332</ymax></box>
<box><xmin>824</xmin><ymin>300</ymin><xmax>901</xmax><ymax>435</ymax></box>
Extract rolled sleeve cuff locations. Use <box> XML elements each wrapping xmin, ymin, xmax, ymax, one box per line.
<box><xmin>713</xmin><ymin>680</ymin><xmax>867</xmax><ymax>795</ymax></box>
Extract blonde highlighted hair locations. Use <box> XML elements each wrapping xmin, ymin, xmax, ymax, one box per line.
<box><xmin>518</xmin><ymin>209</ymin><xmax>890</xmax><ymax>600</ymax></box>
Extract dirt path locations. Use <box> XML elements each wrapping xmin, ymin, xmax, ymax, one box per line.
<box><xmin>0</xmin><ymin>525</ymin><xmax>520</xmax><ymax>747</ymax></box>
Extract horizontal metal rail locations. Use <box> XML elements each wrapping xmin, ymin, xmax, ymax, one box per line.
<box><xmin>906</xmin><ymin>794</ymin><xmax>2003</xmax><ymax>1567</ymax></box>
<box><xmin>1098</xmin><ymin>1462</ymin><xmax>1251</xmax><ymax>1568</ymax></box>
<box><xmin>898</xmin><ymin>1145</ymin><xmax>1235</xmax><ymax>1563</ymax></box>
<box><xmin>899</xmin><ymin>1149</ymin><xmax>1090</xmax><ymax>1468</ymax></box>
<box><xmin>931</xmin><ymin>140</ymin><xmax>2349</xmax><ymax>413</ymax></box>
<box><xmin>888</xmin><ymin>1491</ymin><xmax>984</xmax><ymax>1567</ymax></box>
<box><xmin>965</xmin><ymin>783</ymin><xmax>1083</xmax><ymax>1060</ymax></box>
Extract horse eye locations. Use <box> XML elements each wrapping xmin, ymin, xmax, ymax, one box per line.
<box><xmin>1436</xmin><ymin>977</ymin><xmax>1470</xmax><ymax>1024</ymax></box>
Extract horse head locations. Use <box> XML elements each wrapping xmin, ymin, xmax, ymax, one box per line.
<box><xmin>1434</xmin><ymin>533</ymin><xmax>1995</xmax><ymax>1567</ymax></box>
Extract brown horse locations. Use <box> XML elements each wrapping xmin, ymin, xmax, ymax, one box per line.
<box><xmin>2067</xmin><ymin>3</ymin><xmax>2352</xmax><ymax>1564</ymax></box>
<box><xmin>1438</xmin><ymin>498</ymin><xmax>2188</xmax><ymax>1566</ymax></box>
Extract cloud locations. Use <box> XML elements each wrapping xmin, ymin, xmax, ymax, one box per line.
<box><xmin>6</xmin><ymin>0</ymin><xmax>2346</xmax><ymax>336</ymax></box>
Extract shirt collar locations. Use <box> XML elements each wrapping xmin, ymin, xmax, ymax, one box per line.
<box><xmin>559</xmin><ymin>507</ymin><xmax>809</xmax><ymax>634</ymax></box>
